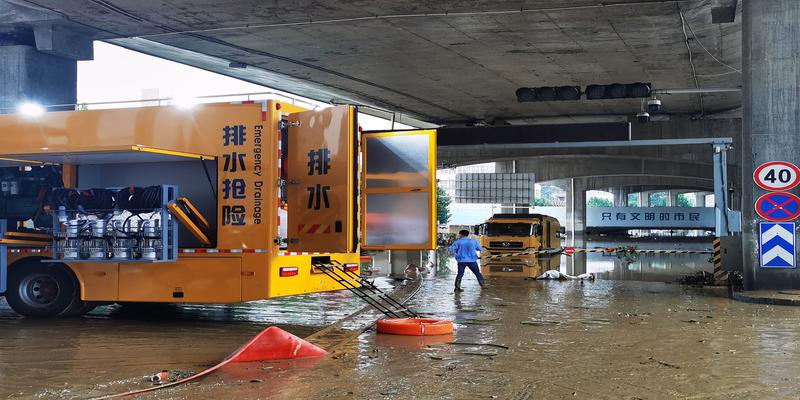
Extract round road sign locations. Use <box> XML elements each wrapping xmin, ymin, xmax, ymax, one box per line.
<box><xmin>755</xmin><ymin>192</ymin><xmax>800</xmax><ymax>222</ymax></box>
<box><xmin>754</xmin><ymin>161</ymin><xmax>800</xmax><ymax>191</ymax></box>
<box><xmin>563</xmin><ymin>247</ymin><xmax>575</xmax><ymax>255</ymax></box>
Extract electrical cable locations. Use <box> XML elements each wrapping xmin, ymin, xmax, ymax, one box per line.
<box><xmin>677</xmin><ymin>6</ymin><xmax>704</xmax><ymax>118</ymax></box>
<box><xmin>200</xmin><ymin>159</ymin><xmax>217</xmax><ymax>199</ymax></box>
<box><xmin>680</xmin><ymin>10</ymin><xmax>741</xmax><ymax>74</ymax></box>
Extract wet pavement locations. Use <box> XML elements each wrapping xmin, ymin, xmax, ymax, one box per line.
<box><xmin>5</xmin><ymin>247</ymin><xmax>800</xmax><ymax>399</ymax></box>
<box><xmin>0</xmin><ymin>279</ymin><xmax>395</xmax><ymax>399</ymax></box>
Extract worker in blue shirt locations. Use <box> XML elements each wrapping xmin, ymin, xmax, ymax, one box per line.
<box><xmin>449</xmin><ymin>229</ymin><xmax>486</xmax><ymax>292</ymax></box>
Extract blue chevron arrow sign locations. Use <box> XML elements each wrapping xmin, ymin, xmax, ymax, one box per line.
<box><xmin>759</xmin><ymin>222</ymin><xmax>796</xmax><ymax>269</ymax></box>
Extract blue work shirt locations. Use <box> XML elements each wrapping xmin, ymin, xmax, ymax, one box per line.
<box><xmin>449</xmin><ymin>237</ymin><xmax>483</xmax><ymax>262</ymax></box>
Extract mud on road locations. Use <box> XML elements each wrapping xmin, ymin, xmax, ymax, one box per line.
<box><xmin>4</xmin><ymin>274</ymin><xmax>800</xmax><ymax>399</ymax></box>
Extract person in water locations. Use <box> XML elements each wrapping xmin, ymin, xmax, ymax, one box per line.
<box><xmin>448</xmin><ymin>229</ymin><xmax>486</xmax><ymax>292</ymax></box>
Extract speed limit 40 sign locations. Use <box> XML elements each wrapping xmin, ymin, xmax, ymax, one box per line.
<box><xmin>754</xmin><ymin>161</ymin><xmax>800</xmax><ymax>191</ymax></box>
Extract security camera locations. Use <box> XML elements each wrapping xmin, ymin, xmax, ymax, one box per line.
<box><xmin>647</xmin><ymin>98</ymin><xmax>663</xmax><ymax>113</ymax></box>
<box><xmin>636</xmin><ymin>111</ymin><xmax>650</xmax><ymax>123</ymax></box>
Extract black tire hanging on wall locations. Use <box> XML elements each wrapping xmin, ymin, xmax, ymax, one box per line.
<box><xmin>5</xmin><ymin>260</ymin><xmax>83</xmax><ymax>318</ymax></box>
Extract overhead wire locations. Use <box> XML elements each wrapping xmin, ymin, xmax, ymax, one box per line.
<box><xmin>680</xmin><ymin>10</ymin><xmax>742</xmax><ymax>74</ymax></box>
<box><xmin>677</xmin><ymin>6</ymin><xmax>704</xmax><ymax>118</ymax></box>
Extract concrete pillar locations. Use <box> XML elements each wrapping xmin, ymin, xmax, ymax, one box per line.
<box><xmin>639</xmin><ymin>191</ymin><xmax>651</xmax><ymax>207</ymax></box>
<box><xmin>564</xmin><ymin>178</ymin><xmax>587</xmax><ymax>275</ymax></box>
<box><xmin>612</xmin><ymin>187</ymin><xmax>628</xmax><ymax>207</ymax></box>
<box><xmin>668</xmin><ymin>190</ymin><xmax>680</xmax><ymax>207</ymax></box>
<box><xmin>741</xmin><ymin>0</ymin><xmax>800</xmax><ymax>290</ymax></box>
<box><xmin>0</xmin><ymin>45</ymin><xmax>77</xmax><ymax>113</ymax></box>
<box><xmin>389</xmin><ymin>250</ymin><xmax>421</xmax><ymax>278</ymax></box>
<box><xmin>695</xmin><ymin>193</ymin><xmax>706</xmax><ymax>208</ymax></box>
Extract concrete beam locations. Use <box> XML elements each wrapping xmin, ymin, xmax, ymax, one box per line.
<box><xmin>33</xmin><ymin>24</ymin><xmax>93</xmax><ymax>60</ymax></box>
<box><xmin>513</xmin><ymin>156</ymin><xmax>715</xmax><ymax>183</ymax></box>
<box><xmin>438</xmin><ymin>116</ymin><xmax>741</xmax><ymax>168</ymax></box>
<box><xmin>0</xmin><ymin>2</ymin><xmax>60</xmax><ymax>24</ymax></box>
<box><xmin>712</xmin><ymin>0</ymin><xmax>738</xmax><ymax>24</ymax></box>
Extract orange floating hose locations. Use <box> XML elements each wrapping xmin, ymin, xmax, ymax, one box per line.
<box><xmin>376</xmin><ymin>318</ymin><xmax>454</xmax><ymax>336</ymax></box>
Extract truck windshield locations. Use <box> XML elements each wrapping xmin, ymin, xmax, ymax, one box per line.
<box><xmin>485</xmin><ymin>223</ymin><xmax>532</xmax><ymax>236</ymax></box>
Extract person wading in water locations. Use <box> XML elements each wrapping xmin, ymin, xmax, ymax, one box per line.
<box><xmin>449</xmin><ymin>229</ymin><xmax>486</xmax><ymax>292</ymax></box>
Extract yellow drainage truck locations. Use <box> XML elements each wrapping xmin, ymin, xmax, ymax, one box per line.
<box><xmin>478</xmin><ymin>213</ymin><xmax>561</xmax><ymax>278</ymax></box>
<box><xmin>0</xmin><ymin>101</ymin><xmax>437</xmax><ymax>317</ymax></box>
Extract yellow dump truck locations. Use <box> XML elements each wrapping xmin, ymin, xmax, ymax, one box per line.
<box><xmin>478</xmin><ymin>213</ymin><xmax>561</xmax><ymax>278</ymax></box>
<box><xmin>0</xmin><ymin>101</ymin><xmax>437</xmax><ymax>317</ymax></box>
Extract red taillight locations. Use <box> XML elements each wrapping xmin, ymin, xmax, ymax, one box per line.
<box><xmin>275</xmin><ymin>102</ymin><xmax>282</xmax><ymax>110</ymax></box>
<box><xmin>345</xmin><ymin>263</ymin><xmax>359</xmax><ymax>272</ymax></box>
<box><xmin>279</xmin><ymin>267</ymin><xmax>298</xmax><ymax>277</ymax></box>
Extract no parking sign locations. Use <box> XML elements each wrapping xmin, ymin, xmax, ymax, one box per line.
<box><xmin>755</xmin><ymin>192</ymin><xmax>800</xmax><ymax>222</ymax></box>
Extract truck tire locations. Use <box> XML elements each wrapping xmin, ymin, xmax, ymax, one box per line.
<box><xmin>6</xmin><ymin>261</ymin><xmax>81</xmax><ymax>318</ymax></box>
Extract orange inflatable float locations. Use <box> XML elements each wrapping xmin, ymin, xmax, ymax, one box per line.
<box><xmin>377</xmin><ymin>318</ymin><xmax>454</xmax><ymax>336</ymax></box>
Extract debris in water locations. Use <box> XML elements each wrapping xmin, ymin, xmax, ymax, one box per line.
<box><xmin>448</xmin><ymin>341</ymin><xmax>510</xmax><ymax>350</ymax></box>
<box><xmin>580</xmin><ymin>319</ymin><xmax>611</xmax><ymax>325</ymax></box>
<box><xmin>676</xmin><ymin>271</ymin><xmax>714</xmax><ymax>286</ymax></box>
<box><xmin>642</xmin><ymin>356</ymin><xmax>680</xmax><ymax>369</ymax></box>
<box><xmin>460</xmin><ymin>351</ymin><xmax>497</xmax><ymax>357</ymax></box>
<box><xmin>454</xmin><ymin>317</ymin><xmax>500</xmax><ymax>325</ymax></box>
<box><xmin>520</xmin><ymin>319</ymin><xmax>561</xmax><ymax>326</ymax></box>
<box><xmin>147</xmin><ymin>371</ymin><xmax>169</xmax><ymax>384</ymax></box>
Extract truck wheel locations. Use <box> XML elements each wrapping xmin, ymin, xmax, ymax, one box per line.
<box><xmin>6</xmin><ymin>262</ymin><xmax>80</xmax><ymax>318</ymax></box>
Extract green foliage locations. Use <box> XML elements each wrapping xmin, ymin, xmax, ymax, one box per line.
<box><xmin>532</xmin><ymin>198</ymin><xmax>552</xmax><ymax>207</ymax></box>
<box><xmin>436</xmin><ymin>186</ymin><xmax>452</xmax><ymax>225</ymax></box>
<box><xmin>677</xmin><ymin>194</ymin><xmax>692</xmax><ymax>207</ymax></box>
<box><xmin>649</xmin><ymin>192</ymin><xmax>668</xmax><ymax>207</ymax></box>
<box><xmin>627</xmin><ymin>193</ymin><xmax>638</xmax><ymax>207</ymax></box>
<box><xmin>587</xmin><ymin>197</ymin><xmax>613</xmax><ymax>208</ymax></box>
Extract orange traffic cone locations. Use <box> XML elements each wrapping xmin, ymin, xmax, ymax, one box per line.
<box><xmin>225</xmin><ymin>326</ymin><xmax>327</xmax><ymax>362</ymax></box>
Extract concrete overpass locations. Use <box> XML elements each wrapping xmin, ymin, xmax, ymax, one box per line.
<box><xmin>1</xmin><ymin>0</ymin><xmax>798</xmax><ymax>291</ymax></box>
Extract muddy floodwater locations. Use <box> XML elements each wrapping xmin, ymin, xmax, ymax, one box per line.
<box><xmin>4</xmin><ymin>243</ymin><xmax>800</xmax><ymax>399</ymax></box>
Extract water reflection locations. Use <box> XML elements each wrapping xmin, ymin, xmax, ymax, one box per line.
<box><xmin>575</xmin><ymin>237</ymin><xmax>713</xmax><ymax>281</ymax></box>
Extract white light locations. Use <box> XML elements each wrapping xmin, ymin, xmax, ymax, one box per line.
<box><xmin>17</xmin><ymin>102</ymin><xmax>45</xmax><ymax>117</ymax></box>
<box><xmin>173</xmin><ymin>97</ymin><xmax>198</xmax><ymax>110</ymax></box>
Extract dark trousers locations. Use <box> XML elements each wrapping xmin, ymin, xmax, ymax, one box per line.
<box><xmin>456</xmin><ymin>262</ymin><xmax>485</xmax><ymax>286</ymax></box>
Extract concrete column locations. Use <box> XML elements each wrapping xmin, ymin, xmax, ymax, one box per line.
<box><xmin>668</xmin><ymin>190</ymin><xmax>680</xmax><ymax>207</ymax></box>
<box><xmin>0</xmin><ymin>45</ymin><xmax>77</xmax><ymax>113</ymax></box>
<box><xmin>639</xmin><ymin>191</ymin><xmax>651</xmax><ymax>207</ymax></box>
<box><xmin>695</xmin><ymin>193</ymin><xmax>706</xmax><ymax>208</ymax></box>
<box><xmin>742</xmin><ymin>0</ymin><xmax>800</xmax><ymax>290</ymax></box>
<box><xmin>564</xmin><ymin>178</ymin><xmax>587</xmax><ymax>275</ymax></box>
<box><xmin>389</xmin><ymin>250</ymin><xmax>421</xmax><ymax>278</ymax></box>
<box><xmin>612</xmin><ymin>187</ymin><xmax>628</xmax><ymax>207</ymax></box>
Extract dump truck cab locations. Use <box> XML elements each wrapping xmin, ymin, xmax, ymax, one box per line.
<box><xmin>478</xmin><ymin>213</ymin><xmax>561</xmax><ymax>278</ymax></box>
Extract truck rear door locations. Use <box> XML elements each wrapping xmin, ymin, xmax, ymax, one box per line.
<box><xmin>285</xmin><ymin>105</ymin><xmax>357</xmax><ymax>253</ymax></box>
<box><xmin>361</xmin><ymin>130</ymin><xmax>437</xmax><ymax>250</ymax></box>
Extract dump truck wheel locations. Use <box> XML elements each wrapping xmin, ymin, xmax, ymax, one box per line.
<box><xmin>6</xmin><ymin>261</ymin><xmax>80</xmax><ymax>318</ymax></box>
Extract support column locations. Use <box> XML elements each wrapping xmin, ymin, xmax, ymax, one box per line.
<box><xmin>742</xmin><ymin>0</ymin><xmax>800</xmax><ymax>290</ymax></box>
<box><xmin>564</xmin><ymin>178</ymin><xmax>587</xmax><ymax>275</ymax></box>
<box><xmin>389</xmin><ymin>250</ymin><xmax>421</xmax><ymax>278</ymax></box>
<box><xmin>612</xmin><ymin>187</ymin><xmax>628</xmax><ymax>207</ymax></box>
<box><xmin>639</xmin><ymin>191</ymin><xmax>651</xmax><ymax>207</ymax></box>
<box><xmin>0</xmin><ymin>45</ymin><xmax>78</xmax><ymax>112</ymax></box>
<box><xmin>695</xmin><ymin>192</ymin><xmax>707</xmax><ymax>208</ymax></box>
<box><xmin>668</xmin><ymin>190</ymin><xmax>680</xmax><ymax>207</ymax></box>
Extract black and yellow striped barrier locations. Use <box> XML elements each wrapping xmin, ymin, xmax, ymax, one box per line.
<box><xmin>483</xmin><ymin>246</ymin><xmax>713</xmax><ymax>260</ymax></box>
<box><xmin>712</xmin><ymin>237</ymin><xmax>728</xmax><ymax>284</ymax></box>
